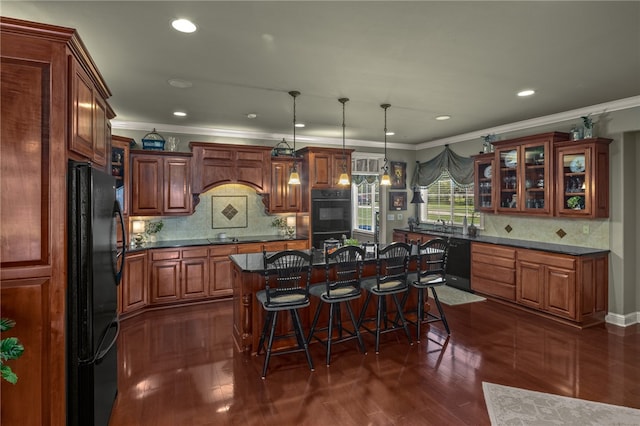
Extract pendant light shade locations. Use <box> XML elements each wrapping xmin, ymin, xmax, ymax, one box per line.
<box><xmin>338</xmin><ymin>97</ymin><xmax>350</xmax><ymax>186</ymax></box>
<box><xmin>380</xmin><ymin>103</ymin><xmax>392</xmax><ymax>186</ymax></box>
<box><xmin>288</xmin><ymin>90</ymin><xmax>301</xmax><ymax>185</ymax></box>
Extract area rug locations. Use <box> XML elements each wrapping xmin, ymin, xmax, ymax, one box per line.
<box><xmin>483</xmin><ymin>382</ymin><xmax>640</xmax><ymax>425</ymax></box>
<box><xmin>434</xmin><ymin>285</ymin><xmax>486</xmax><ymax>306</ymax></box>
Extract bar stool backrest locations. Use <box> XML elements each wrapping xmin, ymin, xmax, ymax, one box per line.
<box><xmin>324</xmin><ymin>245</ymin><xmax>366</xmax><ymax>299</ymax></box>
<box><xmin>416</xmin><ymin>238</ymin><xmax>450</xmax><ymax>281</ymax></box>
<box><xmin>375</xmin><ymin>242</ymin><xmax>411</xmax><ymax>291</ymax></box>
<box><xmin>263</xmin><ymin>250</ymin><xmax>313</xmax><ymax>307</ymax></box>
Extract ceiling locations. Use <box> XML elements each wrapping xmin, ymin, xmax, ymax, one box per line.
<box><xmin>3</xmin><ymin>1</ymin><xmax>640</xmax><ymax>149</ymax></box>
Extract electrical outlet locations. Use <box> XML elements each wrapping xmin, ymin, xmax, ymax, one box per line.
<box><xmin>387</xmin><ymin>214</ymin><xmax>395</xmax><ymax>221</ymax></box>
<box><xmin>583</xmin><ymin>224</ymin><xmax>589</xmax><ymax>234</ymax></box>
<box><xmin>397</xmin><ymin>213</ymin><xmax>403</xmax><ymax>220</ymax></box>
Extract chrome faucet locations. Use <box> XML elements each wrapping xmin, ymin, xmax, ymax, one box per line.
<box><xmin>438</xmin><ymin>219</ymin><xmax>447</xmax><ymax>232</ymax></box>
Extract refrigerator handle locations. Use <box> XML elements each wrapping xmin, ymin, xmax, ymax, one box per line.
<box><xmin>113</xmin><ymin>200</ymin><xmax>126</xmax><ymax>285</ymax></box>
<box><xmin>92</xmin><ymin>317</ymin><xmax>120</xmax><ymax>365</ymax></box>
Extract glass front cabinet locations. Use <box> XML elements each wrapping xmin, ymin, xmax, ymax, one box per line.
<box><xmin>555</xmin><ymin>138</ymin><xmax>612</xmax><ymax>218</ymax></box>
<box><xmin>473</xmin><ymin>153</ymin><xmax>495</xmax><ymax>212</ymax></box>
<box><xmin>493</xmin><ymin>133</ymin><xmax>567</xmax><ymax>216</ymax></box>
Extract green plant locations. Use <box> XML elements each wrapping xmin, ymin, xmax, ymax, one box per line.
<box><xmin>567</xmin><ymin>196</ymin><xmax>583</xmax><ymax>209</ymax></box>
<box><xmin>146</xmin><ymin>221</ymin><xmax>164</xmax><ymax>234</ymax></box>
<box><xmin>271</xmin><ymin>217</ymin><xmax>287</xmax><ymax>230</ymax></box>
<box><xmin>581</xmin><ymin>115</ymin><xmax>593</xmax><ymax>129</ymax></box>
<box><xmin>1</xmin><ymin>318</ymin><xmax>24</xmax><ymax>384</ymax></box>
<box><xmin>344</xmin><ymin>238</ymin><xmax>359</xmax><ymax>246</ymax></box>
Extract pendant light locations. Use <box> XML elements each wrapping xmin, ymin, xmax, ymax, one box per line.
<box><xmin>287</xmin><ymin>90</ymin><xmax>301</xmax><ymax>185</ymax></box>
<box><xmin>379</xmin><ymin>103</ymin><xmax>392</xmax><ymax>186</ymax></box>
<box><xmin>338</xmin><ymin>97</ymin><xmax>350</xmax><ymax>186</ymax></box>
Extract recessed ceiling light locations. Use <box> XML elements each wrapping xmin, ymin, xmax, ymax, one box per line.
<box><xmin>171</xmin><ymin>19</ymin><xmax>197</xmax><ymax>33</ymax></box>
<box><xmin>247</xmin><ymin>113</ymin><xmax>257</xmax><ymax>119</ymax></box>
<box><xmin>168</xmin><ymin>78</ymin><xmax>192</xmax><ymax>88</ymax></box>
<box><xmin>295</xmin><ymin>123</ymin><xmax>305</xmax><ymax>128</ymax></box>
<box><xmin>173</xmin><ymin>111</ymin><xmax>187</xmax><ymax>117</ymax></box>
<box><xmin>517</xmin><ymin>89</ymin><xmax>535</xmax><ymax>97</ymax></box>
<box><xmin>386</xmin><ymin>131</ymin><xmax>395</xmax><ymax>136</ymax></box>
<box><xmin>435</xmin><ymin>115</ymin><xmax>451</xmax><ymax>121</ymax></box>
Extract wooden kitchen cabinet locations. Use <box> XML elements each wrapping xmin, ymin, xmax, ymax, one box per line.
<box><xmin>268</xmin><ymin>157</ymin><xmax>301</xmax><ymax>212</ymax></box>
<box><xmin>473</xmin><ymin>152</ymin><xmax>495</xmax><ymax>212</ymax></box>
<box><xmin>517</xmin><ymin>249</ymin><xmax>576</xmax><ymax>319</ymax></box>
<box><xmin>209</xmin><ymin>245</ymin><xmax>237</xmax><ymax>297</ymax></box>
<box><xmin>1</xmin><ymin>18</ymin><xmax>114</xmax><ymax>425</ymax></box>
<box><xmin>471</xmin><ymin>242</ymin><xmax>517</xmax><ymax>301</ymax></box>
<box><xmin>69</xmin><ymin>56</ymin><xmax>115</xmax><ymax>170</ymax></box>
<box><xmin>554</xmin><ymin>138</ymin><xmax>611</xmax><ymax>218</ymax></box>
<box><xmin>493</xmin><ymin>132</ymin><xmax>570</xmax><ymax>216</ymax></box>
<box><xmin>181</xmin><ymin>247</ymin><xmax>209</xmax><ymax>299</ymax></box>
<box><xmin>190</xmin><ymin>143</ymin><xmax>271</xmax><ymax>194</ymax></box>
<box><xmin>298</xmin><ymin>147</ymin><xmax>353</xmax><ymax>189</ymax></box>
<box><xmin>131</xmin><ymin>151</ymin><xmax>193</xmax><ymax>216</ymax></box>
<box><xmin>149</xmin><ymin>247</ymin><xmax>209</xmax><ymax>303</ymax></box>
<box><xmin>120</xmin><ymin>251</ymin><xmax>148</xmax><ymax>314</ymax></box>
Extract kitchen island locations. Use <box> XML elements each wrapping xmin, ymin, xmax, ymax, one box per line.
<box><xmin>229</xmin><ymin>248</ymin><xmax>421</xmax><ymax>354</ymax></box>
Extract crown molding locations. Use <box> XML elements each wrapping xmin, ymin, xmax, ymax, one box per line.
<box><xmin>112</xmin><ymin>96</ymin><xmax>640</xmax><ymax>152</ymax></box>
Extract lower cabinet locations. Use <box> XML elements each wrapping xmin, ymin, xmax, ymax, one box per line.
<box><xmin>119</xmin><ymin>240</ymin><xmax>309</xmax><ymax>317</ymax></box>
<box><xmin>209</xmin><ymin>245</ymin><xmax>237</xmax><ymax>298</ymax></box>
<box><xmin>471</xmin><ymin>242</ymin><xmax>607</xmax><ymax>326</ymax></box>
<box><xmin>120</xmin><ymin>251</ymin><xmax>148</xmax><ymax>314</ymax></box>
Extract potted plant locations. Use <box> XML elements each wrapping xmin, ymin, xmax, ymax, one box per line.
<box><xmin>567</xmin><ymin>196</ymin><xmax>584</xmax><ymax>210</ymax></box>
<box><xmin>1</xmin><ymin>318</ymin><xmax>24</xmax><ymax>384</ymax></box>
<box><xmin>146</xmin><ymin>220</ymin><xmax>164</xmax><ymax>242</ymax></box>
<box><xmin>271</xmin><ymin>217</ymin><xmax>288</xmax><ymax>236</ymax></box>
<box><xmin>581</xmin><ymin>115</ymin><xmax>594</xmax><ymax>138</ymax></box>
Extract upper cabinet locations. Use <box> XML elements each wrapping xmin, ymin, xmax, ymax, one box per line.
<box><xmin>111</xmin><ymin>135</ymin><xmax>132</xmax><ymax>217</ymax></box>
<box><xmin>268</xmin><ymin>157</ymin><xmax>301</xmax><ymax>213</ymax></box>
<box><xmin>493</xmin><ymin>132</ymin><xmax>570</xmax><ymax>216</ymax></box>
<box><xmin>298</xmin><ymin>147</ymin><xmax>353</xmax><ymax>189</ymax></box>
<box><xmin>131</xmin><ymin>151</ymin><xmax>193</xmax><ymax>216</ymax></box>
<box><xmin>69</xmin><ymin>54</ymin><xmax>115</xmax><ymax>169</ymax></box>
<box><xmin>555</xmin><ymin>138</ymin><xmax>612</xmax><ymax>218</ymax></box>
<box><xmin>473</xmin><ymin>153</ymin><xmax>495</xmax><ymax>212</ymax></box>
<box><xmin>190</xmin><ymin>143</ymin><xmax>271</xmax><ymax>194</ymax></box>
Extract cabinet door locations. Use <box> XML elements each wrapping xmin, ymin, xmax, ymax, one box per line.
<box><xmin>163</xmin><ymin>157</ymin><xmax>192</xmax><ymax>214</ymax></box>
<box><xmin>310</xmin><ymin>152</ymin><xmax>332</xmax><ymax>188</ymax></box>
<box><xmin>474</xmin><ymin>154</ymin><xmax>495</xmax><ymax>212</ymax></box>
<box><xmin>69</xmin><ymin>58</ymin><xmax>95</xmax><ymax>160</ymax></box>
<box><xmin>545</xmin><ymin>266</ymin><xmax>576</xmax><ymax>319</ymax></box>
<box><xmin>270</xmin><ymin>160</ymin><xmax>301</xmax><ymax>212</ymax></box>
<box><xmin>286</xmin><ymin>240</ymin><xmax>308</xmax><ymax>250</ymax></box>
<box><xmin>392</xmin><ymin>231</ymin><xmax>407</xmax><ymax>243</ymax></box>
<box><xmin>516</xmin><ymin>260</ymin><xmax>544</xmax><ymax>309</ymax></box>
<box><xmin>121</xmin><ymin>251</ymin><xmax>148</xmax><ymax>313</ymax></box>
<box><xmin>332</xmin><ymin>152</ymin><xmax>350</xmax><ymax>188</ymax></box>
<box><xmin>237</xmin><ymin>148</ymin><xmax>268</xmax><ymax>191</ymax></box>
<box><xmin>150</xmin><ymin>261</ymin><xmax>180</xmax><ymax>303</ymax></box>
<box><xmin>131</xmin><ymin>156</ymin><xmax>162</xmax><ymax>215</ymax></box>
<box><xmin>209</xmin><ymin>245</ymin><xmax>237</xmax><ymax>297</ymax></box>
<box><xmin>181</xmin><ymin>258</ymin><xmax>208</xmax><ymax>299</ymax></box>
<box><xmin>93</xmin><ymin>94</ymin><xmax>108</xmax><ymax>167</ymax></box>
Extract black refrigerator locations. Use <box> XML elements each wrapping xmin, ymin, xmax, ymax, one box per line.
<box><xmin>67</xmin><ymin>161</ymin><xmax>124</xmax><ymax>426</ymax></box>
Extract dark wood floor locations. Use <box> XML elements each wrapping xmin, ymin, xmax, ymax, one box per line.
<box><xmin>109</xmin><ymin>297</ymin><xmax>640</xmax><ymax>425</ymax></box>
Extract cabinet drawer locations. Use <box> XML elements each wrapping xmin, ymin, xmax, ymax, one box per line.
<box><xmin>473</xmin><ymin>252</ymin><xmax>515</xmax><ymax>269</ymax></box>
<box><xmin>517</xmin><ymin>249</ymin><xmax>576</xmax><ymax>270</ymax></box>
<box><xmin>151</xmin><ymin>249</ymin><xmax>180</xmax><ymax>261</ymax></box>
<box><xmin>472</xmin><ymin>276</ymin><xmax>516</xmax><ymax>301</ymax></box>
<box><xmin>237</xmin><ymin>242</ymin><xmax>265</xmax><ymax>254</ymax></box>
<box><xmin>472</xmin><ymin>242</ymin><xmax>516</xmax><ymax>259</ymax></box>
<box><xmin>472</xmin><ymin>262</ymin><xmax>516</xmax><ymax>284</ymax></box>
<box><xmin>209</xmin><ymin>245</ymin><xmax>238</xmax><ymax>257</ymax></box>
<box><xmin>202</xmin><ymin>148</ymin><xmax>233</xmax><ymax>161</ymax></box>
<box><xmin>181</xmin><ymin>247</ymin><xmax>209</xmax><ymax>259</ymax></box>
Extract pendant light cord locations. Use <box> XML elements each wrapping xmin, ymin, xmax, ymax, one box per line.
<box><xmin>339</xmin><ymin>97</ymin><xmax>349</xmax><ymax>172</ymax></box>
<box><xmin>381</xmin><ymin>103</ymin><xmax>390</xmax><ymax>171</ymax></box>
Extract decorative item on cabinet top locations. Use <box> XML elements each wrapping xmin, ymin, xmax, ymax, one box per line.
<box><xmin>141</xmin><ymin>128</ymin><xmax>165</xmax><ymax>150</ymax></box>
<box><xmin>271</xmin><ymin>138</ymin><xmax>295</xmax><ymax>157</ymax></box>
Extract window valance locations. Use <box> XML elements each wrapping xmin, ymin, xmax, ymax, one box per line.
<box><xmin>411</xmin><ymin>145</ymin><xmax>474</xmax><ymax>188</ymax></box>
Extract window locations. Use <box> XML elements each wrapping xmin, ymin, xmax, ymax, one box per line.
<box><xmin>417</xmin><ymin>171</ymin><xmax>476</xmax><ymax>226</ymax></box>
<box><xmin>351</xmin><ymin>154</ymin><xmax>384</xmax><ymax>234</ymax></box>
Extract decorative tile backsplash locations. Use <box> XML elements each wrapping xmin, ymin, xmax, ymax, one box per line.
<box><xmin>482</xmin><ymin>214</ymin><xmax>609</xmax><ymax>249</ymax></box>
<box><xmin>132</xmin><ymin>184</ymin><xmax>289</xmax><ymax>241</ymax></box>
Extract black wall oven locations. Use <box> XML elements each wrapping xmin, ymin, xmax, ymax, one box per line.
<box><xmin>311</xmin><ymin>189</ymin><xmax>352</xmax><ymax>249</ymax></box>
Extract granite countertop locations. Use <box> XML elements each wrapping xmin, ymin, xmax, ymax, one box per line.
<box><xmin>127</xmin><ymin>235</ymin><xmax>308</xmax><ymax>253</ymax></box>
<box><xmin>395</xmin><ymin>228</ymin><xmax>609</xmax><ymax>256</ymax></box>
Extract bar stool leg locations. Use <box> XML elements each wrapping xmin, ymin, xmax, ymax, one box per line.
<box><xmin>326</xmin><ymin>303</ymin><xmax>335</xmax><ymax>366</ymax></box>
<box><xmin>346</xmin><ymin>302</ymin><xmax>366</xmax><ymax>354</ymax></box>
<box><xmin>416</xmin><ymin>288</ymin><xmax>424</xmax><ymax>343</ymax></box>
<box><xmin>292</xmin><ymin>309</ymin><xmax>315</xmax><ymax>372</ymax></box>
<box><xmin>262</xmin><ymin>311</ymin><xmax>279</xmax><ymax>379</ymax></box>
<box><xmin>375</xmin><ymin>296</ymin><xmax>383</xmax><ymax>354</ymax></box>
<box><xmin>257</xmin><ymin>311</ymin><xmax>273</xmax><ymax>355</ymax></box>
<box><xmin>393</xmin><ymin>293</ymin><xmax>413</xmax><ymax>345</ymax></box>
<box><xmin>307</xmin><ymin>301</ymin><xmax>323</xmax><ymax>343</ymax></box>
<box><xmin>431</xmin><ymin>288</ymin><xmax>450</xmax><ymax>335</ymax></box>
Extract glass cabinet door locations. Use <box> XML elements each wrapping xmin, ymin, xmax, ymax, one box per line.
<box><xmin>522</xmin><ymin>143</ymin><xmax>548</xmax><ymax>213</ymax></box>
<box><xmin>557</xmin><ymin>147</ymin><xmax>589</xmax><ymax>216</ymax></box>
<box><xmin>497</xmin><ymin>148</ymin><xmax>518</xmax><ymax>211</ymax></box>
<box><xmin>474</xmin><ymin>154</ymin><xmax>494</xmax><ymax>212</ymax></box>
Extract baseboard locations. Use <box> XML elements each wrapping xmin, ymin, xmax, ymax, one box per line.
<box><xmin>605</xmin><ymin>311</ymin><xmax>640</xmax><ymax>327</ymax></box>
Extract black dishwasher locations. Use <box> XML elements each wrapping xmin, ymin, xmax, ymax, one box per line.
<box><xmin>445</xmin><ymin>237</ymin><xmax>471</xmax><ymax>292</ymax></box>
